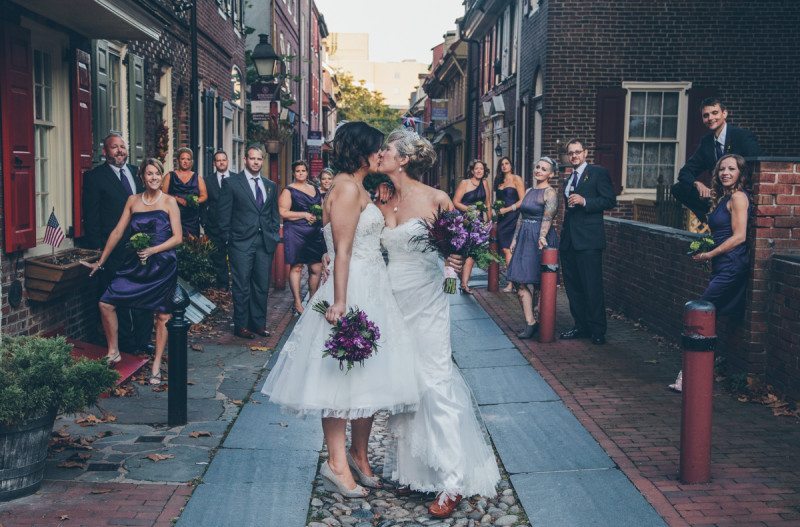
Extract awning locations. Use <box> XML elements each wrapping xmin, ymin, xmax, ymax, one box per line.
<box><xmin>24</xmin><ymin>0</ymin><xmax>162</xmax><ymax>41</ymax></box>
<box><xmin>433</xmin><ymin>127</ymin><xmax>464</xmax><ymax>145</ymax></box>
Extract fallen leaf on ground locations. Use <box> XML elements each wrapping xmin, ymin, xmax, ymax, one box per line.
<box><xmin>77</xmin><ymin>453</ymin><xmax>92</xmax><ymax>460</ymax></box>
<box><xmin>96</xmin><ymin>430</ymin><xmax>113</xmax><ymax>439</ymax></box>
<box><xmin>189</xmin><ymin>431</ymin><xmax>212</xmax><ymax>438</ymax></box>
<box><xmin>90</xmin><ymin>489</ymin><xmax>113</xmax><ymax>495</ymax></box>
<box><xmin>57</xmin><ymin>461</ymin><xmax>86</xmax><ymax>469</ymax></box>
<box><xmin>231</xmin><ymin>400</ymin><xmax>243</xmax><ymax>406</ymax></box>
<box><xmin>59</xmin><ymin>514</ymin><xmax>70</xmax><ymax>520</ymax></box>
<box><xmin>643</xmin><ymin>359</ymin><xmax>659</xmax><ymax>364</ymax></box>
<box><xmin>75</xmin><ymin>415</ymin><xmax>102</xmax><ymax>426</ymax></box>
<box><xmin>737</xmin><ymin>395</ymin><xmax>750</xmax><ymax>403</ymax></box>
<box><xmin>250</xmin><ymin>346</ymin><xmax>270</xmax><ymax>352</ymax></box>
<box><xmin>145</xmin><ymin>453</ymin><xmax>174</xmax><ymax>462</ymax></box>
<box><xmin>191</xmin><ymin>344</ymin><xmax>204</xmax><ymax>352</ymax></box>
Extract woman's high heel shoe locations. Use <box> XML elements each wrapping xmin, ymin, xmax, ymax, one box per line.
<box><xmin>319</xmin><ymin>461</ymin><xmax>368</xmax><ymax>498</ymax></box>
<box><xmin>347</xmin><ymin>451</ymin><xmax>382</xmax><ymax>488</ymax></box>
<box><xmin>517</xmin><ymin>323</ymin><xmax>539</xmax><ymax>339</ymax></box>
<box><xmin>106</xmin><ymin>351</ymin><xmax>122</xmax><ymax>365</ymax></box>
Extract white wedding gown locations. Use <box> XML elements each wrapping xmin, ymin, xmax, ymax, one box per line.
<box><xmin>381</xmin><ymin>220</ymin><xmax>500</xmax><ymax>497</ymax></box>
<box><xmin>262</xmin><ymin>204</ymin><xmax>419</xmax><ymax>418</ymax></box>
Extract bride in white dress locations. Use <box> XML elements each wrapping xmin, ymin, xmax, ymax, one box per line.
<box><xmin>262</xmin><ymin>122</ymin><xmax>418</xmax><ymax>498</ymax></box>
<box><xmin>377</xmin><ymin>128</ymin><xmax>500</xmax><ymax>518</ymax></box>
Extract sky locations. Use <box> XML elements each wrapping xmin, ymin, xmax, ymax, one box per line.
<box><xmin>314</xmin><ymin>0</ymin><xmax>464</xmax><ymax>65</ymax></box>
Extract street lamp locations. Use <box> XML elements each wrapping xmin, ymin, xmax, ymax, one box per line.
<box><xmin>424</xmin><ymin>123</ymin><xmax>437</xmax><ymax>141</ymax></box>
<box><xmin>494</xmin><ymin>144</ymin><xmax>503</xmax><ymax>157</ymax></box>
<box><xmin>252</xmin><ymin>34</ymin><xmax>281</xmax><ymax>79</ymax></box>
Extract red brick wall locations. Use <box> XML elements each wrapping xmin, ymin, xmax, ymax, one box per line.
<box><xmin>197</xmin><ymin>0</ymin><xmax>245</xmax><ymax>100</ymax></box>
<box><xmin>767</xmin><ymin>255</ymin><xmax>800</xmax><ymax>400</ymax></box>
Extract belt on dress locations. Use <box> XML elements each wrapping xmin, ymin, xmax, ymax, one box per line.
<box><xmin>522</xmin><ymin>218</ymin><xmax>540</xmax><ymax>223</ymax></box>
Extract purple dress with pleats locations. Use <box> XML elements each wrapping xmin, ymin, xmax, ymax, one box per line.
<box><xmin>167</xmin><ymin>171</ymin><xmax>200</xmax><ymax>237</ymax></box>
<box><xmin>700</xmin><ymin>194</ymin><xmax>750</xmax><ymax>317</ymax></box>
<box><xmin>496</xmin><ymin>186</ymin><xmax>520</xmax><ymax>249</ymax></box>
<box><xmin>283</xmin><ymin>186</ymin><xmax>326</xmax><ymax>265</ymax></box>
<box><xmin>101</xmin><ymin>210</ymin><xmax>177</xmax><ymax>313</ymax></box>
<box><xmin>506</xmin><ymin>188</ymin><xmax>559</xmax><ymax>285</ymax></box>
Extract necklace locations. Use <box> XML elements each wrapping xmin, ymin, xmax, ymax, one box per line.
<box><xmin>141</xmin><ymin>190</ymin><xmax>163</xmax><ymax>206</ymax></box>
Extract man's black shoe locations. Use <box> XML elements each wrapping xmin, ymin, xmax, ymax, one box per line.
<box><xmin>591</xmin><ymin>335</ymin><xmax>606</xmax><ymax>345</ymax></box>
<box><xmin>141</xmin><ymin>344</ymin><xmax>155</xmax><ymax>355</ymax></box>
<box><xmin>559</xmin><ymin>328</ymin><xmax>590</xmax><ymax>340</ymax></box>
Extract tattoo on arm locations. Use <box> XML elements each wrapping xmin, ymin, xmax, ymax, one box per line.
<box><xmin>540</xmin><ymin>189</ymin><xmax>558</xmax><ymax>238</ymax></box>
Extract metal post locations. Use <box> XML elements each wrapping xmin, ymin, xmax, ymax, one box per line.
<box><xmin>679</xmin><ymin>300</ymin><xmax>716</xmax><ymax>484</ymax></box>
<box><xmin>538</xmin><ymin>248</ymin><xmax>559</xmax><ymax>343</ymax></box>
<box><xmin>167</xmin><ymin>285</ymin><xmax>191</xmax><ymax>426</ymax></box>
<box><xmin>487</xmin><ymin>224</ymin><xmax>499</xmax><ymax>292</ymax></box>
<box><xmin>189</xmin><ymin>0</ymin><xmax>198</xmax><ymax>158</ymax></box>
<box><xmin>272</xmin><ymin>225</ymin><xmax>286</xmax><ymax>290</ymax></box>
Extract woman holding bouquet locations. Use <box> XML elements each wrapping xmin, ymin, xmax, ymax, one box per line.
<box><xmin>506</xmin><ymin>157</ymin><xmax>560</xmax><ymax>339</ymax></box>
<box><xmin>162</xmin><ymin>147</ymin><xmax>207</xmax><ymax>238</ymax></box>
<box><xmin>263</xmin><ymin>122</ymin><xmax>418</xmax><ymax>498</ymax></box>
<box><xmin>494</xmin><ymin>157</ymin><xmax>526</xmax><ymax>292</ymax></box>
<box><xmin>83</xmin><ymin>158</ymin><xmax>182</xmax><ymax>385</ymax></box>
<box><xmin>378</xmin><ymin>128</ymin><xmax>499</xmax><ymax>518</ymax></box>
<box><xmin>453</xmin><ymin>159</ymin><xmax>491</xmax><ymax>294</ymax></box>
<box><xmin>279</xmin><ymin>160</ymin><xmax>326</xmax><ymax>314</ymax></box>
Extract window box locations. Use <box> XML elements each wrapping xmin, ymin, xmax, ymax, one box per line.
<box><xmin>24</xmin><ymin>248</ymin><xmax>100</xmax><ymax>303</ymax></box>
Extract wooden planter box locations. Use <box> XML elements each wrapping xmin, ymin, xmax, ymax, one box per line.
<box><xmin>25</xmin><ymin>248</ymin><xmax>100</xmax><ymax>303</ymax></box>
<box><xmin>264</xmin><ymin>140</ymin><xmax>282</xmax><ymax>154</ymax></box>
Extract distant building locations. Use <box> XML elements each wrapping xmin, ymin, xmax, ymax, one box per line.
<box><xmin>323</xmin><ymin>32</ymin><xmax>428</xmax><ymax>110</ymax></box>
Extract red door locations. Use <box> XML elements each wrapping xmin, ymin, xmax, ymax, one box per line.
<box><xmin>1</xmin><ymin>23</ymin><xmax>36</xmax><ymax>253</ymax></box>
<box><xmin>71</xmin><ymin>48</ymin><xmax>93</xmax><ymax>238</ymax></box>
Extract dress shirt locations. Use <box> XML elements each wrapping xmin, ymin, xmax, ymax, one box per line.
<box><xmin>244</xmin><ymin>169</ymin><xmax>266</xmax><ymax>202</ymax></box>
<box><xmin>216</xmin><ymin>171</ymin><xmax>230</xmax><ymax>188</ymax></box>
<box><xmin>565</xmin><ymin>162</ymin><xmax>588</xmax><ymax>197</ymax></box>
<box><xmin>715</xmin><ymin>123</ymin><xmax>728</xmax><ymax>149</ymax></box>
<box><xmin>109</xmin><ymin>163</ymin><xmax>137</xmax><ymax>194</ymax></box>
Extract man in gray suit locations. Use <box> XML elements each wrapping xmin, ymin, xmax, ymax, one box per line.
<box><xmin>218</xmin><ymin>145</ymin><xmax>280</xmax><ymax>339</ymax></box>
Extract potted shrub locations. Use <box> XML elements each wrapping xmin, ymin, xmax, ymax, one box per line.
<box><xmin>0</xmin><ymin>336</ymin><xmax>117</xmax><ymax>501</ymax></box>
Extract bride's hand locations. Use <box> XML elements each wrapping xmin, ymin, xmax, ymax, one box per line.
<box><xmin>325</xmin><ymin>302</ymin><xmax>346</xmax><ymax>324</ymax></box>
<box><xmin>445</xmin><ymin>254</ymin><xmax>464</xmax><ymax>273</ymax></box>
<box><xmin>375</xmin><ymin>182</ymin><xmax>393</xmax><ymax>204</ymax></box>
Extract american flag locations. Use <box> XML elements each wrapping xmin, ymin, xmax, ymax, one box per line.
<box><xmin>43</xmin><ymin>209</ymin><xmax>65</xmax><ymax>248</ymax></box>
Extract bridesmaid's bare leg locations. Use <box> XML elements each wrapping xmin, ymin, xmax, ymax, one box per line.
<box><xmin>153</xmin><ymin>312</ymin><xmax>170</xmax><ymax>375</ymax></box>
<box><xmin>502</xmin><ymin>249</ymin><xmax>514</xmax><ymax>292</ymax></box>
<box><xmin>288</xmin><ymin>264</ymin><xmax>304</xmax><ymax>313</ymax></box>
<box><xmin>307</xmin><ymin>262</ymin><xmax>322</xmax><ymax>298</ymax></box>
<box><xmin>517</xmin><ymin>284</ymin><xmax>536</xmax><ymax>325</ymax></box>
<box><xmin>99</xmin><ymin>301</ymin><xmax>119</xmax><ymax>359</ymax></box>
<box><xmin>461</xmin><ymin>257</ymin><xmax>475</xmax><ymax>292</ymax></box>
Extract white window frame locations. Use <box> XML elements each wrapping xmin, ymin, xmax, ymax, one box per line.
<box><xmin>620</xmin><ymin>81</ymin><xmax>691</xmax><ymax>199</ymax></box>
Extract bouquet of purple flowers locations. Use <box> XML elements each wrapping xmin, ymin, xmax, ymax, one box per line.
<box><xmin>312</xmin><ymin>300</ymin><xmax>380</xmax><ymax>372</ymax></box>
<box><xmin>411</xmin><ymin>208</ymin><xmax>501</xmax><ymax>293</ymax></box>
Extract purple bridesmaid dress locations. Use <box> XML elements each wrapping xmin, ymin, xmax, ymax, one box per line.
<box><xmin>283</xmin><ymin>186</ymin><xmax>326</xmax><ymax>265</ymax></box>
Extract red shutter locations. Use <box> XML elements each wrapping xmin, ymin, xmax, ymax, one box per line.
<box><xmin>686</xmin><ymin>86</ymin><xmax>716</xmax><ymax>186</ymax></box>
<box><xmin>595</xmin><ymin>87</ymin><xmax>627</xmax><ymax>195</ymax></box>
<box><xmin>1</xmin><ymin>23</ymin><xmax>36</xmax><ymax>253</ymax></box>
<box><xmin>71</xmin><ymin>48</ymin><xmax>93</xmax><ymax>239</ymax></box>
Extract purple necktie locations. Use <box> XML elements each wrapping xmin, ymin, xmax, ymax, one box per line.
<box><xmin>119</xmin><ymin>167</ymin><xmax>134</xmax><ymax>195</ymax></box>
<box><xmin>253</xmin><ymin>178</ymin><xmax>264</xmax><ymax>208</ymax></box>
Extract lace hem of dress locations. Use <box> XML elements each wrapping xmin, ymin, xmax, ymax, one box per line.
<box><xmin>269</xmin><ymin>401</ymin><xmax>419</xmax><ymax>420</ymax></box>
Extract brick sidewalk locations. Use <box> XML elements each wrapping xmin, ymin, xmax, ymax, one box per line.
<box><xmin>0</xmin><ymin>282</ymin><xmax>296</xmax><ymax>527</ymax></box>
<box><xmin>476</xmin><ymin>287</ymin><xmax>800</xmax><ymax>527</ymax></box>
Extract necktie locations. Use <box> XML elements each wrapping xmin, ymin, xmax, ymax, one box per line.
<box><xmin>253</xmin><ymin>178</ymin><xmax>264</xmax><ymax>208</ymax></box>
<box><xmin>568</xmin><ymin>170</ymin><xmax>580</xmax><ymax>196</ymax></box>
<box><xmin>715</xmin><ymin>140</ymin><xmax>724</xmax><ymax>160</ymax></box>
<box><xmin>119</xmin><ymin>167</ymin><xmax>134</xmax><ymax>195</ymax></box>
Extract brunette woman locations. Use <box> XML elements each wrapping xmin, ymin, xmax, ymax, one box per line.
<box><xmin>163</xmin><ymin>147</ymin><xmax>207</xmax><ymax>237</ymax></box>
<box><xmin>494</xmin><ymin>156</ymin><xmax>526</xmax><ymax>292</ymax></box>
<box><xmin>453</xmin><ymin>159</ymin><xmax>492</xmax><ymax>294</ymax></box>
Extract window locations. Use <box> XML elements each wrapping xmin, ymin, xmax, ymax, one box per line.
<box><xmin>34</xmin><ymin>49</ymin><xmax>53</xmax><ymax>230</ymax></box>
<box><xmin>108</xmin><ymin>52</ymin><xmax>121</xmax><ymax>133</ymax></box>
<box><xmin>231</xmin><ymin>106</ymin><xmax>244</xmax><ymax>172</ymax></box>
<box><xmin>621</xmin><ymin>82</ymin><xmax>690</xmax><ymax>193</ymax></box>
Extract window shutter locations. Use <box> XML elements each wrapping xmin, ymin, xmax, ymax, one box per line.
<box><xmin>92</xmin><ymin>40</ymin><xmax>110</xmax><ymax>163</ymax></box>
<box><xmin>686</xmin><ymin>86</ymin><xmax>716</xmax><ymax>186</ymax></box>
<box><xmin>1</xmin><ymin>23</ymin><xmax>36</xmax><ymax>253</ymax></box>
<box><xmin>71</xmin><ymin>48</ymin><xmax>93</xmax><ymax>239</ymax></box>
<box><xmin>595</xmin><ymin>87</ymin><xmax>627</xmax><ymax>195</ymax></box>
<box><xmin>128</xmin><ymin>53</ymin><xmax>145</xmax><ymax>166</ymax></box>
<box><xmin>203</xmin><ymin>89</ymin><xmax>215</xmax><ymax>173</ymax></box>
<box><xmin>216</xmin><ymin>95</ymin><xmax>223</xmax><ymax>150</ymax></box>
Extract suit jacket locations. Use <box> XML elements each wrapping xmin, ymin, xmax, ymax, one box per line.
<box><xmin>560</xmin><ymin>164</ymin><xmax>617</xmax><ymax>251</ymax></box>
<box><xmin>677</xmin><ymin>125</ymin><xmax>761</xmax><ymax>186</ymax></box>
<box><xmin>82</xmin><ymin>162</ymin><xmax>143</xmax><ymax>250</ymax></box>
<box><xmin>201</xmin><ymin>172</ymin><xmax>226</xmax><ymax>237</ymax></box>
<box><xmin>217</xmin><ymin>171</ymin><xmax>280</xmax><ymax>253</ymax></box>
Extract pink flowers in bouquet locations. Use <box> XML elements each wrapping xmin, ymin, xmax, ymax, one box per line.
<box><xmin>312</xmin><ymin>301</ymin><xmax>380</xmax><ymax>372</ymax></box>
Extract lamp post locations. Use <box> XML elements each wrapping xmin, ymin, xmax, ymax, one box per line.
<box><xmin>252</xmin><ymin>34</ymin><xmax>281</xmax><ymax>79</ymax></box>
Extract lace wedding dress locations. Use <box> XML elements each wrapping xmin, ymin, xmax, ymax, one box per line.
<box><xmin>381</xmin><ymin>219</ymin><xmax>500</xmax><ymax>497</ymax></box>
<box><xmin>262</xmin><ymin>204</ymin><xmax>419</xmax><ymax>418</ymax></box>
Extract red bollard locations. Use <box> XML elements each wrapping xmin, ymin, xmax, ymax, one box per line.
<box><xmin>272</xmin><ymin>225</ymin><xmax>286</xmax><ymax>290</ymax></box>
<box><xmin>487</xmin><ymin>224</ymin><xmax>499</xmax><ymax>292</ymax></box>
<box><xmin>538</xmin><ymin>248</ymin><xmax>559</xmax><ymax>343</ymax></box>
<box><xmin>679</xmin><ymin>300</ymin><xmax>716</xmax><ymax>484</ymax></box>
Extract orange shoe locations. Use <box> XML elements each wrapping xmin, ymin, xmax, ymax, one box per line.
<box><xmin>428</xmin><ymin>492</ymin><xmax>462</xmax><ymax>518</ymax></box>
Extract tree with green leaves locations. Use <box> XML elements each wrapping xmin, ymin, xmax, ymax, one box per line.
<box><xmin>336</xmin><ymin>71</ymin><xmax>403</xmax><ymax>136</ymax></box>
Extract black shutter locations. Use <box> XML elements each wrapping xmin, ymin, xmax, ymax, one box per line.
<box><xmin>685</xmin><ymin>87</ymin><xmax>717</xmax><ymax>186</ymax></box>
<box><xmin>203</xmin><ymin>89</ymin><xmax>215</xmax><ymax>174</ymax></box>
<box><xmin>595</xmin><ymin>87</ymin><xmax>627</xmax><ymax>195</ymax></box>
<box><xmin>92</xmin><ymin>40</ymin><xmax>110</xmax><ymax>163</ymax></box>
<box><xmin>127</xmin><ymin>53</ymin><xmax>145</xmax><ymax>166</ymax></box>
<box><xmin>216</xmin><ymin>95</ymin><xmax>223</xmax><ymax>150</ymax></box>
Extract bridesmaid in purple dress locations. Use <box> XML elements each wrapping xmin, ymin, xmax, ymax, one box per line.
<box><xmin>279</xmin><ymin>160</ymin><xmax>326</xmax><ymax>314</ymax></box>
<box><xmin>453</xmin><ymin>159</ymin><xmax>492</xmax><ymax>294</ymax></box>
<box><xmin>163</xmin><ymin>148</ymin><xmax>207</xmax><ymax>238</ymax></box>
<box><xmin>84</xmin><ymin>158</ymin><xmax>182</xmax><ymax>385</ymax></box>
<box><xmin>494</xmin><ymin>157</ymin><xmax>526</xmax><ymax>292</ymax></box>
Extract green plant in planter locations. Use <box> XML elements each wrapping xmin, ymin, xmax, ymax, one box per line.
<box><xmin>0</xmin><ymin>336</ymin><xmax>118</xmax><ymax>426</ymax></box>
<box><xmin>177</xmin><ymin>235</ymin><xmax>217</xmax><ymax>291</ymax></box>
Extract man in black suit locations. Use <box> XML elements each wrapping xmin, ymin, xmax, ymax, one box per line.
<box><xmin>672</xmin><ymin>98</ymin><xmax>761</xmax><ymax>222</ymax></box>
<box><xmin>559</xmin><ymin>139</ymin><xmax>617</xmax><ymax>345</ymax></box>
<box><xmin>82</xmin><ymin>133</ymin><xmax>152</xmax><ymax>354</ymax></box>
<box><xmin>218</xmin><ymin>144</ymin><xmax>280</xmax><ymax>339</ymax></box>
<box><xmin>202</xmin><ymin>150</ymin><xmax>232</xmax><ymax>289</ymax></box>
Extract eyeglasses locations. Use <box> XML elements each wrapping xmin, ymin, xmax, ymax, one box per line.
<box><xmin>567</xmin><ymin>149</ymin><xmax>584</xmax><ymax>156</ymax></box>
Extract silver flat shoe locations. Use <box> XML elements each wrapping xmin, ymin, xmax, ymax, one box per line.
<box><xmin>347</xmin><ymin>451</ymin><xmax>382</xmax><ymax>488</ymax></box>
<box><xmin>320</xmin><ymin>461</ymin><xmax>369</xmax><ymax>498</ymax></box>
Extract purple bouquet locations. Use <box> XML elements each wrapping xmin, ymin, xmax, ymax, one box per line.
<box><xmin>312</xmin><ymin>300</ymin><xmax>380</xmax><ymax>372</ymax></box>
<box><xmin>411</xmin><ymin>208</ymin><xmax>501</xmax><ymax>293</ymax></box>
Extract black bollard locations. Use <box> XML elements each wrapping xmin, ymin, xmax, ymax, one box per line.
<box><xmin>167</xmin><ymin>284</ymin><xmax>191</xmax><ymax>426</ymax></box>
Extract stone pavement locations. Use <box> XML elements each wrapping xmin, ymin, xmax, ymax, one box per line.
<box><xmin>176</xmin><ymin>272</ymin><xmax>665</xmax><ymax>527</ymax></box>
<box><xmin>476</xmin><ymin>279</ymin><xmax>800</xmax><ymax>527</ymax></box>
<box><xmin>0</xmin><ymin>286</ymin><xmax>296</xmax><ymax>527</ymax></box>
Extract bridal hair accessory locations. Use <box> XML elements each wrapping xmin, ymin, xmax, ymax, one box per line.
<box><xmin>312</xmin><ymin>301</ymin><xmax>381</xmax><ymax>372</ymax></box>
<box><xmin>540</xmin><ymin>156</ymin><xmax>558</xmax><ymax>172</ymax></box>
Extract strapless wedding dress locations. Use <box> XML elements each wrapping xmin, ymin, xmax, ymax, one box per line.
<box><xmin>262</xmin><ymin>204</ymin><xmax>418</xmax><ymax>418</ymax></box>
<box><xmin>381</xmin><ymin>219</ymin><xmax>500</xmax><ymax>497</ymax></box>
